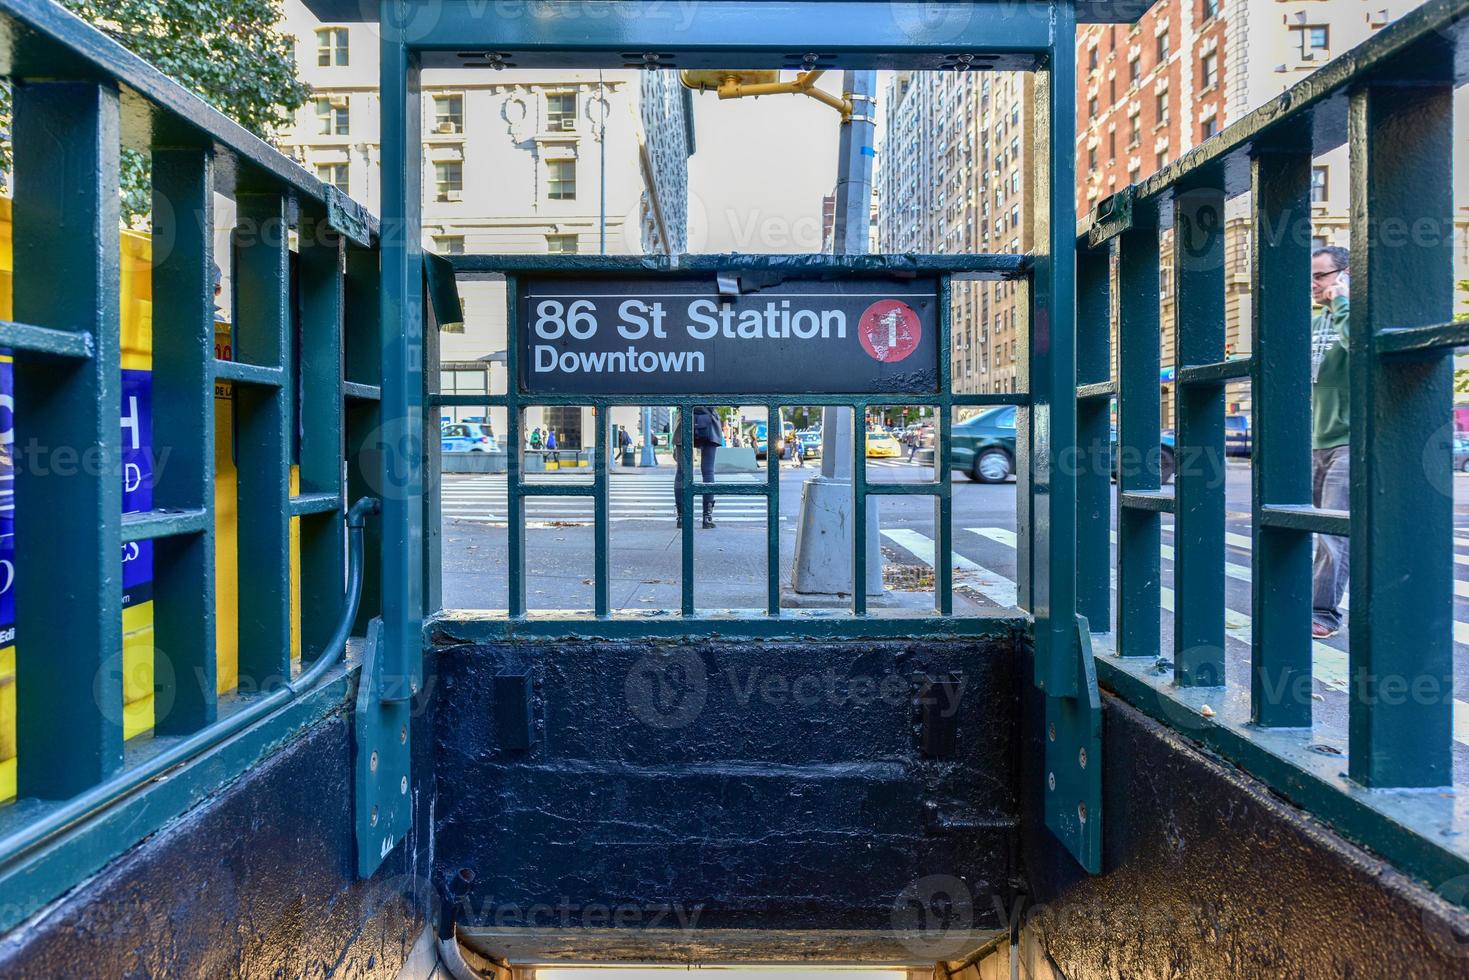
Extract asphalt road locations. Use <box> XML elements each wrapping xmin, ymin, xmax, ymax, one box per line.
<box><xmin>439</xmin><ymin>456</ymin><xmax>1469</xmax><ymax>785</ymax></box>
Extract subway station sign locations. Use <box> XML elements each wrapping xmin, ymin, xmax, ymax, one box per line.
<box><xmin>520</xmin><ymin>277</ymin><xmax>939</xmax><ymax>395</ymax></box>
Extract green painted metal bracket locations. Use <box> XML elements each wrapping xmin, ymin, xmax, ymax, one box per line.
<box><xmin>354</xmin><ymin>616</ymin><xmax>414</xmax><ymax>878</ymax></box>
<box><xmin>324</xmin><ymin>185</ymin><xmax>374</xmax><ymax>249</ymax></box>
<box><xmin>1044</xmin><ymin>616</ymin><xmax>1103</xmax><ymax>873</ymax></box>
<box><xmin>1085</xmin><ymin>187</ymin><xmax>1134</xmax><ymax>248</ymax></box>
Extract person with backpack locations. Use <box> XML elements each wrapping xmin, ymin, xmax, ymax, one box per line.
<box><xmin>673</xmin><ymin>406</ymin><xmax>722</xmax><ymax>528</ymax></box>
<box><xmin>617</xmin><ymin>424</ymin><xmax>633</xmax><ymax>465</ymax></box>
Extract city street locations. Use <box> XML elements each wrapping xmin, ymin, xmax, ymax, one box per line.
<box><xmin>441</xmin><ymin>458</ymin><xmax>1469</xmax><ymax>785</ymax></box>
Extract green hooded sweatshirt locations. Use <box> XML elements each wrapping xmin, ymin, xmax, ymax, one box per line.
<box><xmin>1312</xmin><ymin>295</ymin><xmax>1350</xmax><ymax>450</ymax></box>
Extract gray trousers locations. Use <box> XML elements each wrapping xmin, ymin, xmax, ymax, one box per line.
<box><xmin>1312</xmin><ymin>445</ymin><xmax>1350</xmax><ymax>630</ymax></box>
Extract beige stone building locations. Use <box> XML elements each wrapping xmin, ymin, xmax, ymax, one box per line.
<box><xmin>276</xmin><ymin>0</ymin><xmax>694</xmax><ymax>448</ymax></box>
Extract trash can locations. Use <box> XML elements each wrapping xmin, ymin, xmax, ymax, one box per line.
<box><xmin>621</xmin><ymin>449</ymin><xmax>636</xmax><ymax>466</ymax></box>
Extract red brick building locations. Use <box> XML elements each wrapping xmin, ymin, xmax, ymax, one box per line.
<box><xmin>1077</xmin><ymin>0</ymin><xmax>1228</xmax><ymax>219</ymax></box>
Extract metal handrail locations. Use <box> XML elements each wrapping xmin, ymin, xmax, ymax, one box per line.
<box><xmin>0</xmin><ymin>497</ymin><xmax>379</xmax><ymax>873</ymax></box>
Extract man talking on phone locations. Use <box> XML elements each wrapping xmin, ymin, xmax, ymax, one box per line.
<box><xmin>1310</xmin><ymin>245</ymin><xmax>1351</xmax><ymax>639</ymax></box>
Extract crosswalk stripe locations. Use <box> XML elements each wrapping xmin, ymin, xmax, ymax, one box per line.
<box><xmin>443</xmin><ymin>514</ymin><xmax>771</xmax><ymax>524</ymax></box>
<box><xmin>963</xmin><ymin>526</ymin><xmax>1469</xmax><ymax>745</ymax></box>
<box><xmin>1151</xmin><ymin>529</ymin><xmax>1469</xmax><ymax>605</ymax></box>
<box><xmin>880</xmin><ymin>528</ymin><xmax>1017</xmax><ymax>608</ymax></box>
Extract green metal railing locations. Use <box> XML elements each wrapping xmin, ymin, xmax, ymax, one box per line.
<box><xmin>1078</xmin><ymin>0</ymin><xmax>1469</xmax><ymax>892</ymax></box>
<box><xmin>433</xmin><ymin>254</ymin><xmax>1026</xmax><ymax>627</ymax></box>
<box><xmin>0</xmin><ymin>0</ymin><xmax>382</xmax><ymax>930</ymax></box>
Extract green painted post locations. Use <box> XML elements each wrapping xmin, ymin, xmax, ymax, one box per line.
<box><xmin>231</xmin><ymin>190</ymin><xmax>292</xmax><ymax>688</ymax></box>
<box><xmin>679</xmin><ymin>407</ymin><xmax>694</xmax><ymax>616</ymax></box>
<box><xmin>1075</xmin><ymin>245</ymin><xmax>1111</xmax><ymax>632</ymax></box>
<box><xmin>12</xmin><ymin>81</ymin><xmax>124</xmax><ymax>796</ymax></box>
<box><xmin>345</xmin><ymin>245</ymin><xmax>384</xmax><ymax>635</ymax></box>
<box><xmin>766</xmin><ymin>402</ymin><xmax>781</xmax><ymax>616</ymax></box>
<box><xmin>297</xmin><ymin>207</ymin><xmax>346</xmax><ymax>663</ymax></box>
<box><xmin>593</xmin><ymin>401</ymin><xmax>610</xmax><ymax>616</ymax></box>
<box><xmin>421</xmin><ymin>272</ymin><xmax>442</xmax><ymax>618</ymax></box>
<box><xmin>379</xmin><ymin>29</ymin><xmax>425</xmax><ymax>694</ymax></box>
<box><xmin>1015</xmin><ymin>276</ymin><xmax>1035</xmax><ymax>615</ymax></box>
<box><xmin>1249</xmin><ymin>151</ymin><xmax>1313</xmax><ymax>728</ymax></box>
<box><xmin>505</xmin><ymin>276</ymin><xmax>525</xmax><ymax>617</ymax></box>
<box><xmin>1347</xmin><ymin>82</ymin><xmax>1455</xmax><ymax>787</ymax></box>
<box><xmin>851</xmin><ymin>401</ymin><xmax>868</xmax><ymax>616</ymax></box>
<box><xmin>1115</xmin><ymin>223</ymin><xmax>1161</xmax><ymax>660</ymax></box>
<box><xmin>1031</xmin><ymin>6</ymin><xmax>1079</xmax><ymax>696</ymax></box>
<box><xmin>936</xmin><ymin>276</ymin><xmax>953</xmax><ymax>616</ymax></box>
<box><xmin>150</xmin><ymin>147</ymin><xmax>218</xmax><ymax>730</ymax></box>
<box><xmin>1172</xmin><ymin>185</ymin><xmax>1226</xmax><ymax>687</ymax></box>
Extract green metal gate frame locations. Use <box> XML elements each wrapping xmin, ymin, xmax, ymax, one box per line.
<box><xmin>5</xmin><ymin>0</ymin><xmax>1469</xmax><ymax>932</ymax></box>
<box><xmin>1074</xmin><ymin>0</ymin><xmax>1469</xmax><ymax>897</ymax></box>
<box><xmin>361</xmin><ymin>0</ymin><xmax>1142</xmax><ymax>876</ymax></box>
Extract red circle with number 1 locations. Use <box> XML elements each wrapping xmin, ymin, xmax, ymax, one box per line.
<box><xmin>858</xmin><ymin>300</ymin><xmax>921</xmax><ymax>363</ymax></box>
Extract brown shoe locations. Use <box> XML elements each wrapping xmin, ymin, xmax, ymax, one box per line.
<box><xmin>1311</xmin><ymin>621</ymin><xmax>1339</xmax><ymax>639</ymax></box>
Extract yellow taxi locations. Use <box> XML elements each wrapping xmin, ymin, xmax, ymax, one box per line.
<box><xmin>865</xmin><ymin>428</ymin><xmax>902</xmax><ymax>458</ymax></box>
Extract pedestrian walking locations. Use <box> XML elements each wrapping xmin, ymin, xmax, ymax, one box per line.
<box><xmin>673</xmin><ymin>406</ymin><xmax>722</xmax><ymax>529</ymax></box>
<box><xmin>545</xmin><ymin>428</ymin><xmax>558</xmax><ymax>466</ymax></box>
<box><xmin>529</xmin><ymin>427</ymin><xmax>543</xmax><ymax>453</ymax></box>
<box><xmin>1310</xmin><ymin>245</ymin><xmax>1351</xmax><ymax>639</ymax></box>
<box><xmin>617</xmin><ymin>424</ymin><xmax>633</xmax><ymax>464</ymax></box>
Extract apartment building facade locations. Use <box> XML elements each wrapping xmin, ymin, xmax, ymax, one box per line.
<box><xmin>278</xmin><ymin>0</ymin><xmax>694</xmax><ymax>448</ymax></box>
<box><xmin>878</xmin><ymin>69</ymin><xmax>1036</xmax><ymax>399</ymax></box>
<box><xmin>881</xmin><ymin>0</ymin><xmax>1468</xmax><ymax>421</ymax></box>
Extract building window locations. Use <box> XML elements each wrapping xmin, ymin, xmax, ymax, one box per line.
<box><xmin>434</xmin><ymin>235</ymin><xmax>465</xmax><ymax>255</ymax></box>
<box><xmin>316</xmin><ymin>27</ymin><xmax>349</xmax><ymax>66</ymax></box>
<box><xmin>1156</xmin><ymin>148</ymin><xmax>1169</xmax><ymax>171</ymax></box>
<box><xmin>314</xmin><ymin>97</ymin><xmax>349</xmax><ymax>136</ymax></box>
<box><xmin>1109</xmin><ymin>129</ymin><xmax>1117</xmax><ymax>158</ymax></box>
<box><xmin>1293</xmin><ymin>25</ymin><xmax>1329</xmax><ymax>60</ymax></box>
<box><xmin>1155</xmin><ymin>89</ymin><xmax>1169</xmax><ymax>126</ymax></box>
<box><xmin>1155</xmin><ymin>30</ymin><xmax>1170</xmax><ymax>63</ymax></box>
<box><xmin>315</xmin><ymin>162</ymin><xmax>349</xmax><ymax>192</ymax></box>
<box><xmin>546</xmin><ymin>91</ymin><xmax>578</xmax><ymax>132</ymax></box>
<box><xmin>1088</xmin><ymin>146</ymin><xmax>1097</xmax><ymax>170</ymax></box>
<box><xmin>433</xmin><ymin>94</ymin><xmax>464</xmax><ymax>134</ymax></box>
<box><xmin>1201</xmin><ymin>116</ymin><xmax>1219</xmax><ymax>140</ymax></box>
<box><xmin>1201</xmin><ymin>0</ymin><xmax>1218</xmax><ymax>20</ymax></box>
<box><xmin>1201</xmin><ymin>52</ymin><xmax>1218</xmax><ymax>89</ymax></box>
<box><xmin>1311</xmin><ymin>165</ymin><xmax>1328</xmax><ymax>203</ymax></box>
<box><xmin>1088</xmin><ymin>45</ymin><xmax>1099</xmax><ymax>70</ymax></box>
<box><xmin>1128</xmin><ymin>165</ymin><xmax>1141</xmax><ymax>185</ymax></box>
<box><xmin>435</xmin><ymin>161</ymin><xmax>463</xmax><ymax>202</ymax></box>
<box><xmin>546</xmin><ymin>234</ymin><xmax>578</xmax><ymax>254</ymax></box>
<box><xmin>547</xmin><ymin>159</ymin><xmax>576</xmax><ymax>200</ymax></box>
<box><xmin>1129</xmin><ymin>111</ymin><xmax>1141</xmax><ymax>146</ymax></box>
<box><xmin>1129</xmin><ymin>56</ymin><xmax>1141</xmax><ymax>85</ymax></box>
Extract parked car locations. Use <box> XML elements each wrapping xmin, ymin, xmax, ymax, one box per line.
<box><xmin>865</xmin><ymin>428</ymin><xmax>901</xmax><ymax>458</ymax></box>
<box><xmin>1225</xmin><ymin>414</ymin><xmax>1252</xmax><ymax>458</ymax></box>
<box><xmin>1454</xmin><ymin>435</ymin><xmax>1469</xmax><ymax>473</ymax></box>
<box><xmin>442</xmin><ymin>422</ymin><xmax>496</xmax><ymax>453</ymax></box>
<box><xmin>949</xmin><ymin>405</ymin><xmax>1176</xmax><ymax>484</ymax></box>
